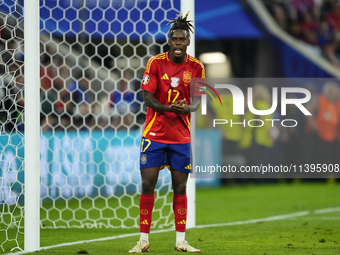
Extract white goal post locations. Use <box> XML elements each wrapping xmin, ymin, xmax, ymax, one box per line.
<box><xmin>180</xmin><ymin>0</ymin><xmax>196</xmax><ymax>230</ymax></box>
<box><xmin>24</xmin><ymin>0</ymin><xmax>40</xmax><ymax>252</ymax></box>
<box><xmin>7</xmin><ymin>0</ymin><xmax>197</xmax><ymax>253</ymax></box>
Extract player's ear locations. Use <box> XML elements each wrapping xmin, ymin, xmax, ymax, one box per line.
<box><xmin>187</xmin><ymin>38</ymin><xmax>190</xmax><ymax>46</ymax></box>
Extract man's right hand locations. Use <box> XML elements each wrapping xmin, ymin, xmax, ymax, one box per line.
<box><xmin>169</xmin><ymin>99</ymin><xmax>189</xmax><ymax>114</ymax></box>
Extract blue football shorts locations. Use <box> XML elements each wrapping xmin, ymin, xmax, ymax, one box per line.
<box><xmin>139</xmin><ymin>137</ymin><xmax>192</xmax><ymax>173</ymax></box>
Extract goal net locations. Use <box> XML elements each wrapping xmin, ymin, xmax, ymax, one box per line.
<box><xmin>0</xmin><ymin>0</ymin><xmax>181</xmax><ymax>252</ymax></box>
<box><xmin>0</xmin><ymin>0</ymin><xmax>25</xmax><ymax>252</ymax></box>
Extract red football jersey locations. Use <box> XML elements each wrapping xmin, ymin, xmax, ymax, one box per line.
<box><xmin>141</xmin><ymin>51</ymin><xmax>205</xmax><ymax>144</ymax></box>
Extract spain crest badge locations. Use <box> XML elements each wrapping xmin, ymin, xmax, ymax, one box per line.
<box><xmin>141</xmin><ymin>153</ymin><xmax>147</xmax><ymax>165</ymax></box>
<box><xmin>183</xmin><ymin>70</ymin><xmax>191</xmax><ymax>85</ymax></box>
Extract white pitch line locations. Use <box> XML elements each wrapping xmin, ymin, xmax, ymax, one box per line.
<box><xmin>313</xmin><ymin>206</ymin><xmax>340</xmax><ymax>214</ymax></box>
<box><xmin>195</xmin><ymin>210</ymin><xmax>310</xmax><ymax>228</ymax></box>
<box><xmin>288</xmin><ymin>216</ymin><xmax>340</xmax><ymax>221</ymax></box>
<box><xmin>4</xmin><ymin>206</ymin><xmax>340</xmax><ymax>255</ymax></box>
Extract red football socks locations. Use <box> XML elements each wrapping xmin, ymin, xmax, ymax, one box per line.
<box><xmin>173</xmin><ymin>193</ymin><xmax>187</xmax><ymax>232</ymax></box>
<box><xmin>139</xmin><ymin>193</ymin><xmax>155</xmax><ymax>234</ymax></box>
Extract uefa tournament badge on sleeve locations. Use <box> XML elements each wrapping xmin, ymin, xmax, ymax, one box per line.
<box><xmin>142</xmin><ymin>74</ymin><xmax>149</xmax><ymax>85</ymax></box>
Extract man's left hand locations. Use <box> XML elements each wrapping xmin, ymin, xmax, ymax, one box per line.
<box><xmin>169</xmin><ymin>99</ymin><xmax>190</xmax><ymax>114</ymax></box>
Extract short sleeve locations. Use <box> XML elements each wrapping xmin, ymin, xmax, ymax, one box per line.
<box><xmin>141</xmin><ymin>56</ymin><xmax>158</xmax><ymax>94</ymax></box>
<box><xmin>200</xmin><ymin>62</ymin><xmax>205</xmax><ymax>79</ymax></box>
<box><xmin>192</xmin><ymin>62</ymin><xmax>206</xmax><ymax>97</ymax></box>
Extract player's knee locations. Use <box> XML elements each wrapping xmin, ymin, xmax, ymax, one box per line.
<box><xmin>173</xmin><ymin>182</ymin><xmax>186</xmax><ymax>195</ymax></box>
<box><xmin>141</xmin><ymin>179</ymin><xmax>156</xmax><ymax>194</ymax></box>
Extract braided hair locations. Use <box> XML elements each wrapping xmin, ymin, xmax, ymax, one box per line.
<box><xmin>167</xmin><ymin>11</ymin><xmax>194</xmax><ymax>38</ymax></box>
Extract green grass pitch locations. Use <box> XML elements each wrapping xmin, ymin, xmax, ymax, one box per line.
<box><xmin>1</xmin><ymin>182</ymin><xmax>340</xmax><ymax>254</ymax></box>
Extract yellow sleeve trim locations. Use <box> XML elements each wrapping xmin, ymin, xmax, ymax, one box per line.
<box><xmin>145</xmin><ymin>53</ymin><xmax>166</xmax><ymax>73</ymax></box>
<box><xmin>189</xmin><ymin>56</ymin><xmax>205</xmax><ymax>78</ymax></box>
<box><xmin>145</xmin><ymin>56</ymin><xmax>157</xmax><ymax>73</ymax></box>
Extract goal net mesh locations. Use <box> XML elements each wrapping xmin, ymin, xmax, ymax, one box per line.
<box><xmin>0</xmin><ymin>0</ymin><xmax>180</xmax><ymax>252</ymax></box>
<box><xmin>0</xmin><ymin>0</ymin><xmax>25</xmax><ymax>252</ymax></box>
